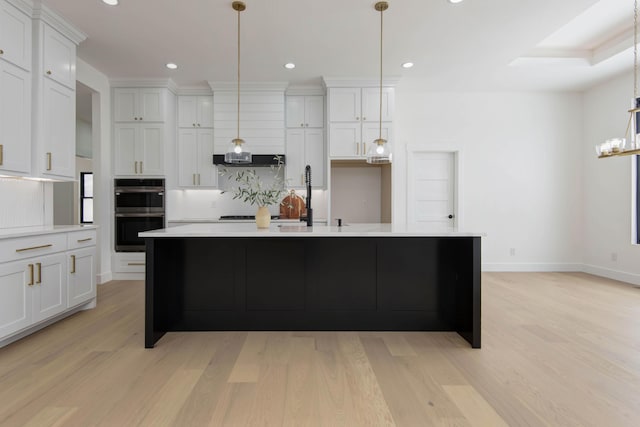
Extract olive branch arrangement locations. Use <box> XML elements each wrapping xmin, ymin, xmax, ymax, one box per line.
<box><xmin>219</xmin><ymin>155</ymin><xmax>289</xmax><ymax>207</ymax></box>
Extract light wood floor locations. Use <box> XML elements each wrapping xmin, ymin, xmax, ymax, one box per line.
<box><xmin>1</xmin><ymin>273</ymin><xmax>639</xmax><ymax>426</ymax></box>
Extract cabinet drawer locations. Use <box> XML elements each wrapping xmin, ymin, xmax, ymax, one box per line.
<box><xmin>0</xmin><ymin>233</ymin><xmax>67</xmax><ymax>263</ymax></box>
<box><xmin>67</xmin><ymin>229</ymin><xmax>97</xmax><ymax>250</ymax></box>
<box><xmin>114</xmin><ymin>253</ymin><xmax>145</xmax><ymax>273</ymax></box>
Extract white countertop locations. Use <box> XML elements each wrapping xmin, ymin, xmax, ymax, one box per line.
<box><xmin>140</xmin><ymin>223</ymin><xmax>482</xmax><ymax>238</ymax></box>
<box><xmin>168</xmin><ymin>218</ymin><xmax>328</xmax><ymax>224</ymax></box>
<box><xmin>0</xmin><ymin>225</ymin><xmax>98</xmax><ymax>240</ymax></box>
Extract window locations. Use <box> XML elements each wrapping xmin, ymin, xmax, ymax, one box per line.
<box><xmin>80</xmin><ymin>172</ymin><xmax>93</xmax><ymax>224</ymax></box>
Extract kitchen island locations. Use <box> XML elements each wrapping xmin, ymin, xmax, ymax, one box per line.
<box><xmin>140</xmin><ymin>224</ymin><xmax>481</xmax><ymax>348</ymax></box>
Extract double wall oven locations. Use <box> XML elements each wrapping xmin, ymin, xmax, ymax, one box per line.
<box><xmin>114</xmin><ymin>178</ymin><xmax>165</xmax><ymax>252</ymax></box>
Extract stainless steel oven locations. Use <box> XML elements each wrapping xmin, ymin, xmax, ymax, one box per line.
<box><xmin>114</xmin><ymin>179</ymin><xmax>165</xmax><ymax>252</ymax></box>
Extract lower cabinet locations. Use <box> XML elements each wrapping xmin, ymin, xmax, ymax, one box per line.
<box><xmin>0</xmin><ymin>229</ymin><xmax>97</xmax><ymax>345</ymax></box>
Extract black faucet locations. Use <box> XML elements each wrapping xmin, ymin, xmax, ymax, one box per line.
<box><xmin>300</xmin><ymin>165</ymin><xmax>313</xmax><ymax>226</ymax></box>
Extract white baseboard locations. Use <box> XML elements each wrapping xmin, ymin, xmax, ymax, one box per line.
<box><xmin>582</xmin><ymin>264</ymin><xmax>640</xmax><ymax>286</ymax></box>
<box><xmin>482</xmin><ymin>263</ymin><xmax>583</xmax><ymax>272</ymax></box>
<box><xmin>112</xmin><ymin>272</ymin><xmax>145</xmax><ymax>281</ymax></box>
<box><xmin>97</xmin><ymin>271</ymin><xmax>113</xmax><ymax>284</ymax></box>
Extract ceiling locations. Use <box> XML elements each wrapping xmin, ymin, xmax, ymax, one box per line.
<box><xmin>41</xmin><ymin>0</ymin><xmax>636</xmax><ymax>92</ymax></box>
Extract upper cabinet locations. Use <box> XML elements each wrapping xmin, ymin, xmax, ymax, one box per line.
<box><xmin>42</xmin><ymin>24</ymin><xmax>75</xmax><ymax>90</ymax></box>
<box><xmin>178</xmin><ymin>95</ymin><xmax>213</xmax><ymax>128</ymax></box>
<box><xmin>0</xmin><ymin>0</ymin><xmax>31</xmax><ymax>176</ymax></box>
<box><xmin>114</xmin><ymin>88</ymin><xmax>165</xmax><ymax>122</ymax></box>
<box><xmin>286</xmin><ymin>95</ymin><xmax>323</xmax><ymax>128</ymax></box>
<box><xmin>0</xmin><ymin>0</ymin><xmax>32</xmax><ymax>71</ymax></box>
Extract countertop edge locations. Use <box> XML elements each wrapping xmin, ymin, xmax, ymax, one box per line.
<box><xmin>0</xmin><ymin>225</ymin><xmax>98</xmax><ymax>240</ymax></box>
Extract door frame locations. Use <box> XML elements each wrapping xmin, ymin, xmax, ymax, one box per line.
<box><xmin>406</xmin><ymin>144</ymin><xmax>463</xmax><ymax>230</ymax></box>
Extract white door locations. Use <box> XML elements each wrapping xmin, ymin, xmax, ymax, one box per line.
<box><xmin>0</xmin><ymin>1</ymin><xmax>32</xmax><ymax>71</ymax></box>
<box><xmin>178</xmin><ymin>96</ymin><xmax>197</xmax><ymax>128</ymax></box>
<box><xmin>113</xmin><ymin>88</ymin><xmax>137</xmax><ymax>122</ymax></box>
<box><xmin>305</xmin><ymin>129</ymin><xmax>325</xmax><ymax>188</ymax></box>
<box><xmin>138</xmin><ymin>125</ymin><xmax>164</xmax><ymax>175</ymax></box>
<box><xmin>32</xmin><ymin>253</ymin><xmax>67</xmax><ymax>323</ymax></box>
<box><xmin>0</xmin><ymin>260</ymin><xmax>31</xmax><ymax>338</ymax></box>
<box><xmin>304</xmin><ymin>96</ymin><xmax>324</xmax><ymax>128</ymax></box>
<box><xmin>197</xmin><ymin>129</ymin><xmax>217</xmax><ymax>187</ymax></box>
<box><xmin>328</xmin><ymin>88</ymin><xmax>361</xmax><ymax>122</ymax></box>
<box><xmin>286</xmin><ymin>96</ymin><xmax>305</xmax><ymax>128</ymax></box>
<box><xmin>43</xmin><ymin>25</ymin><xmax>75</xmax><ymax>89</ymax></box>
<box><xmin>42</xmin><ymin>78</ymin><xmax>74</xmax><ymax>179</ymax></box>
<box><xmin>68</xmin><ymin>248</ymin><xmax>96</xmax><ymax>308</ymax></box>
<box><xmin>197</xmin><ymin>96</ymin><xmax>214</xmax><ymax>128</ymax></box>
<box><xmin>407</xmin><ymin>151</ymin><xmax>456</xmax><ymax>230</ymax></box>
<box><xmin>362</xmin><ymin>87</ymin><xmax>393</xmax><ymax>122</ymax></box>
<box><xmin>285</xmin><ymin>128</ymin><xmax>305</xmax><ymax>187</ymax></box>
<box><xmin>114</xmin><ymin>124</ymin><xmax>137</xmax><ymax>175</ymax></box>
<box><xmin>139</xmin><ymin>89</ymin><xmax>164</xmax><ymax>122</ymax></box>
<box><xmin>0</xmin><ymin>61</ymin><xmax>30</xmax><ymax>174</ymax></box>
<box><xmin>329</xmin><ymin>122</ymin><xmax>361</xmax><ymax>158</ymax></box>
<box><xmin>178</xmin><ymin>128</ymin><xmax>198</xmax><ymax>186</ymax></box>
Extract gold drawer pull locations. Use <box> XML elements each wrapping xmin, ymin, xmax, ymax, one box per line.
<box><xmin>27</xmin><ymin>264</ymin><xmax>34</xmax><ymax>286</ymax></box>
<box><xmin>77</xmin><ymin>237</ymin><xmax>93</xmax><ymax>243</ymax></box>
<box><xmin>71</xmin><ymin>255</ymin><xmax>76</xmax><ymax>274</ymax></box>
<box><xmin>46</xmin><ymin>70</ymin><xmax>52</xmax><ymax>75</ymax></box>
<box><xmin>0</xmin><ymin>144</ymin><xmax>3</xmax><ymax>165</ymax></box>
<box><xmin>36</xmin><ymin>263</ymin><xmax>42</xmax><ymax>284</ymax></box>
<box><xmin>0</xmin><ymin>49</ymin><xmax>4</xmax><ymax>55</ymax></box>
<box><xmin>46</xmin><ymin>152</ymin><xmax>52</xmax><ymax>171</ymax></box>
<box><xmin>16</xmin><ymin>244</ymin><xmax>53</xmax><ymax>253</ymax></box>
<box><xmin>127</xmin><ymin>262</ymin><xmax>145</xmax><ymax>266</ymax></box>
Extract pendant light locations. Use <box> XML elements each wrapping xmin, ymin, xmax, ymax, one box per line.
<box><xmin>366</xmin><ymin>1</ymin><xmax>392</xmax><ymax>164</ymax></box>
<box><xmin>225</xmin><ymin>1</ymin><xmax>252</xmax><ymax>164</ymax></box>
<box><xmin>596</xmin><ymin>0</ymin><xmax>640</xmax><ymax>158</ymax></box>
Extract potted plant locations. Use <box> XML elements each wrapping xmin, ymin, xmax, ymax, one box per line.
<box><xmin>220</xmin><ymin>156</ymin><xmax>288</xmax><ymax>228</ymax></box>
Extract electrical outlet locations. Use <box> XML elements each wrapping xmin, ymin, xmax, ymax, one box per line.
<box><xmin>509</xmin><ymin>248</ymin><xmax>516</xmax><ymax>256</ymax></box>
<box><xmin>611</xmin><ymin>252</ymin><xmax>618</xmax><ymax>262</ymax></box>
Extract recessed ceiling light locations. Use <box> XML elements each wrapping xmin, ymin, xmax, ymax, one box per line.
<box><xmin>102</xmin><ymin>0</ymin><xmax>119</xmax><ymax>5</ymax></box>
<box><xmin>166</xmin><ymin>63</ymin><xmax>178</xmax><ymax>70</ymax></box>
<box><xmin>284</xmin><ymin>63</ymin><xmax>296</xmax><ymax>69</ymax></box>
<box><xmin>402</xmin><ymin>62</ymin><xmax>414</xmax><ymax>69</ymax></box>
<box><xmin>448</xmin><ymin>0</ymin><xmax>464</xmax><ymax>3</ymax></box>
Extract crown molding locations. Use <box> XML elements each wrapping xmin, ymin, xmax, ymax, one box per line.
<box><xmin>32</xmin><ymin>0</ymin><xmax>87</xmax><ymax>45</ymax></box>
<box><xmin>176</xmin><ymin>86</ymin><xmax>213</xmax><ymax>96</ymax></box>
<box><xmin>6</xmin><ymin>0</ymin><xmax>33</xmax><ymax>15</ymax></box>
<box><xmin>285</xmin><ymin>85</ymin><xmax>325</xmax><ymax>96</ymax></box>
<box><xmin>208</xmin><ymin>81</ymin><xmax>289</xmax><ymax>92</ymax></box>
<box><xmin>322</xmin><ymin>76</ymin><xmax>401</xmax><ymax>88</ymax></box>
<box><xmin>110</xmin><ymin>78</ymin><xmax>178</xmax><ymax>93</ymax></box>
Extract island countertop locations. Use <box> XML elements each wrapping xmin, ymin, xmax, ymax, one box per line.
<box><xmin>140</xmin><ymin>223</ymin><xmax>482</xmax><ymax>238</ymax></box>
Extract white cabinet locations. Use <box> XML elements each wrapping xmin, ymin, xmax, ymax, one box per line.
<box><xmin>0</xmin><ymin>228</ymin><xmax>97</xmax><ymax>346</ymax></box>
<box><xmin>114</xmin><ymin>88</ymin><xmax>165</xmax><ymax>122</ymax></box>
<box><xmin>327</xmin><ymin>87</ymin><xmax>394</xmax><ymax>159</ymax></box>
<box><xmin>177</xmin><ymin>128</ymin><xmax>216</xmax><ymax>187</ymax></box>
<box><xmin>0</xmin><ymin>0</ymin><xmax>32</xmax><ymax>71</ymax></box>
<box><xmin>67</xmin><ymin>247</ymin><xmax>96</xmax><ymax>308</ymax></box>
<box><xmin>0</xmin><ymin>260</ymin><xmax>31</xmax><ymax>338</ymax></box>
<box><xmin>286</xmin><ymin>128</ymin><xmax>324</xmax><ymax>188</ymax></box>
<box><xmin>114</xmin><ymin>123</ymin><xmax>164</xmax><ymax>176</ymax></box>
<box><xmin>41</xmin><ymin>78</ymin><xmax>74</xmax><ymax>178</ymax></box>
<box><xmin>0</xmin><ymin>60</ymin><xmax>30</xmax><ymax>175</ymax></box>
<box><xmin>178</xmin><ymin>96</ymin><xmax>213</xmax><ymax>128</ymax></box>
<box><xmin>286</xmin><ymin>95</ymin><xmax>323</xmax><ymax>128</ymax></box>
<box><xmin>42</xmin><ymin>25</ymin><xmax>76</xmax><ymax>90</ymax></box>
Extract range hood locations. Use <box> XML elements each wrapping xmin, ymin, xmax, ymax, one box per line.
<box><xmin>213</xmin><ymin>154</ymin><xmax>286</xmax><ymax>167</ymax></box>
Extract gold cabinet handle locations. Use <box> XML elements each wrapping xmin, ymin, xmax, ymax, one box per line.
<box><xmin>193</xmin><ymin>123</ymin><xmax>196</xmax><ymax>127</ymax></box>
<box><xmin>28</xmin><ymin>264</ymin><xmax>34</xmax><ymax>286</ymax></box>
<box><xmin>140</xmin><ymin>117</ymin><xmax>143</xmax><ymax>121</ymax></box>
<box><xmin>46</xmin><ymin>152</ymin><xmax>52</xmax><ymax>171</ymax></box>
<box><xmin>46</xmin><ymin>70</ymin><xmax>52</xmax><ymax>75</ymax></box>
<box><xmin>193</xmin><ymin>173</ymin><xmax>196</xmax><ymax>185</ymax></box>
<box><xmin>0</xmin><ymin>144</ymin><xmax>3</xmax><ymax>166</ymax></box>
<box><xmin>362</xmin><ymin>142</ymin><xmax>366</xmax><ymax>156</ymax></box>
<box><xmin>355</xmin><ymin>116</ymin><xmax>360</xmax><ymax>120</ymax></box>
<box><xmin>300</xmin><ymin>123</ymin><xmax>304</xmax><ymax>127</ymax></box>
<box><xmin>197</xmin><ymin>123</ymin><xmax>201</xmax><ymax>127</ymax></box>
<box><xmin>0</xmin><ymin>49</ymin><xmax>4</xmax><ymax>55</ymax></box>
<box><xmin>127</xmin><ymin>262</ymin><xmax>145</xmax><ymax>266</ymax></box>
<box><xmin>198</xmin><ymin>173</ymin><xmax>201</xmax><ymax>186</ymax></box>
<box><xmin>363</xmin><ymin>117</ymin><xmax>366</xmax><ymax>121</ymax></box>
<box><xmin>71</xmin><ymin>255</ymin><xmax>76</xmax><ymax>274</ymax></box>
<box><xmin>356</xmin><ymin>142</ymin><xmax>359</xmax><ymax>155</ymax></box>
<box><xmin>135</xmin><ymin>161</ymin><xmax>138</xmax><ymax>174</ymax></box>
<box><xmin>134</xmin><ymin>117</ymin><xmax>138</xmax><ymax>121</ymax></box>
<box><xmin>16</xmin><ymin>244</ymin><xmax>52</xmax><ymax>253</ymax></box>
<box><xmin>36</xmin><ymin>263</ymin><xmax>42</xmax><ymax>284</ymax></box>
<box><xmin>301</xmin><ymin>174</ymin><xmax>304</xmax><ymax>185</ymax></box>
<box><xmin>77</xmin><ymin>237</ymin><xmax>93</xmax><ymax>243</ymax></box>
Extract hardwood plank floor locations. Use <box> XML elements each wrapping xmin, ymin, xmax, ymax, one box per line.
<box><xmin>0</xmin><ymin>272</ymin><xmax>639</xmax><ymax>426</ymax></box>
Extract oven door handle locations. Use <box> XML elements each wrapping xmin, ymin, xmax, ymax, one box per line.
<box><xmin>114</xmin><ymin>188</ymin><xmax>165</xmax><ymax>194</ymax></box>
<box><xmin>115</xmin><ymin>213</ymin><xmax>165</xmax><ymax>218</ymax></box>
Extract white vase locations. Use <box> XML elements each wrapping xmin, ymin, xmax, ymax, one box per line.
<box><xmin>255</xmin><ymin>206</ymin><xmax>271</xmax><ymax>228</ymax></box>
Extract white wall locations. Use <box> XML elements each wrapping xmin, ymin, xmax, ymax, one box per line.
<box><xmin>76</xmin><ymin>58</ymin><xmax>112</xmax><ymax>284</ymax></box>
<box><xmin>393</xmin><ymin>84</ymin><xmax>584</xmax><ymax>270</ymax></box>
<box><xmin>76</xmin><ymin>119</ymin><xmax>92</xmax><ymax>158</ymax></box>
<box><xmin>0</xmin><ymin>179</ymin><xmax>45</xmax><ymax>228</ymax></box>
<box><xmin>583</xmin><ymin>71</ymin><xmax>640</xmax><ymax>285</ymax></box>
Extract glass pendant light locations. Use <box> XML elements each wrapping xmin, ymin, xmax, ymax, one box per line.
<box><xmin>366</xmin><ymin>1</ymin><xmax>392</xmax><ymax>164</ymax></box>
<box><xmin>225</xmin><ymin>1</ymin><xmax>252</xmax><ymax>164</ymax></box>
<box><xmin>596</xmin><ymin>0</ymin><xmax>640</xmax><ymax>158</ymax></box>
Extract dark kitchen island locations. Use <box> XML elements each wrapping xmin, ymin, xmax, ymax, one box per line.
<box><xmin>140</xmin><ymin>224</ymin><xmax>481</xmax><ymax>348</ymax></box>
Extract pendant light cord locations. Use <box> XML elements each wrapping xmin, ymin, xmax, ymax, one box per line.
<box><xmin>237</xmin><ymin>6</ymin><xmax>241</xmax><ymax>141</ymax></box>
<box><xmin>379</xmin><ymin>5</ymin><xmax>383</xmax><ymax>141</ymax></box>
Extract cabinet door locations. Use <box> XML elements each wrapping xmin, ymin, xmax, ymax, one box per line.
<box><xmin>0</xmin><ymin>260</ymin><xmax>31</xmax><ymax>339</ymax></box>
<box><xmin>328</xmin><ymin>88</ymin><xmax>361</xmax><ymax>122</ymax></box>
<box><xmin>362</xmin><ymin>87</ymin><xmax>393</xmax><ymax>122</ymax></box>
<box><xmin>329</xmin><ymin>122</ymin><xmax>361</xmax><ymax>158</ymax></box>
<box><xmin>139</xmin><ymin>89</ymin><xmax>164</xmax><ymax>122</ymax></box>
<box><xmin>42</xmin><ymin>79</ymin><xmax>75</xmax><ymax>179</ymax></box>
<box><xmin>0</xmin><ymin>1</ymin><xmax>32</xmax><ymax>71</ymax></box>
<box><xmin>43</xmin><ymin>25</ymin><xmax>76</xmax><ymax>90</ymax></box>
<box><xmin>305</xmin><ymin>96</ymin><xmax>324</xmax><ymax>128</ymax></box>
<box><xmin>305</xmin><ymin>129</ymin><xmax>325</xmax><ymax>189</ymax></box>
<box><xmin>286</xmin><ymin>96</ymin><xmax>305</xmax><ymax>128</ymax></box>
<box><xmin>32</xmin><ymin>253</ymin><xmax>67</xmax><ymax>323</ymax></box>
<box><xmin>177</xmin><ymin>128</ymin><xmax>198</xmax><ymax>186</ymax></box>
<box><xmin>285</xmin><ymin>128</ymin><xmax>305</xmax><ymax>187</ymax></box>
<box><xmin>197</xmin><ymin>96</ymin><xmax>214</xmax><ymax>128</ymax></box>
<box><xmin>114</xmin><ymin>88</ymin><xmax>138</xmax><ymax>122</ymax></box>
<box><xmin>363</xmin><ymin>122</ymin><xmax>393</xmax><ymax>152</ymax></box>
<box><xmin>178</xmin><ymin>96</ymin><xmax>197</xmax><ymax>128</ymax></box>
<box><xmin>114</xmin><ymin>124</ymin><xmax>137</xmax><ymax>175</ymax></box>
<box><xmin>137</xmin><ymin>125</ymin><xmax>164</xmax><ymax>175</ymax></box>
<box><xmin>68</xmin><ymin>247</ymin><xmax>96</xmax><ymax>308</ymax></box>
<box><xmin>197</xmin><ymin>129</ymin><xmax>217</xmax><ymax>187</ymax></box>
<box><xmin>0</xmin><ymin>61</ymin><xmax>30</xmax><ymax>174</ymax></box>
